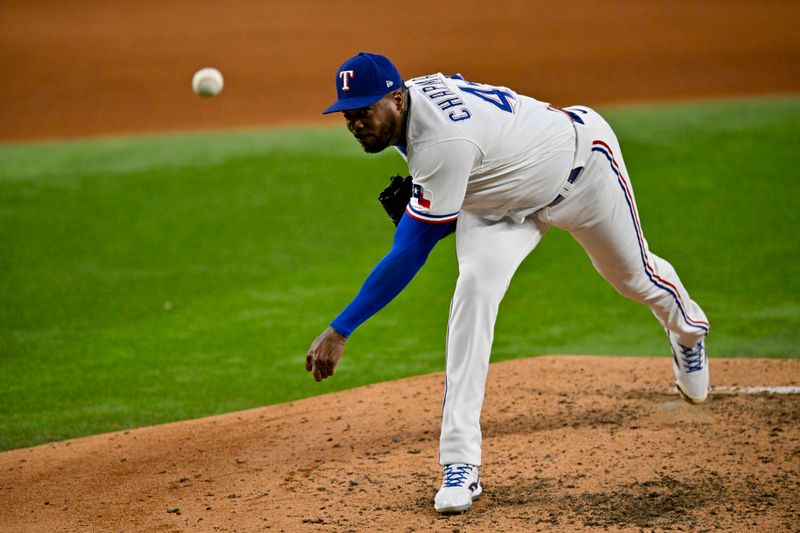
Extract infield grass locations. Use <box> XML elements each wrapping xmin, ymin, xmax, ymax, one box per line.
<box><xmin>1</xmin><ymin>96</ymin><xmax>799</xmax><ymax>450</ymax></box>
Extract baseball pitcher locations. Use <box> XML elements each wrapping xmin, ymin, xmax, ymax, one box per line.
<box><xmin>306</xmin><ymin>52</ymin><xmax>710</xmax><ymax>514</ymax></box>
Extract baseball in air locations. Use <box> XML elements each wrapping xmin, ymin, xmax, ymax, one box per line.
<box><xmin>192</xmin><ymin>67</ymin><xmax>224</xmax><ymax>97</ymax></box>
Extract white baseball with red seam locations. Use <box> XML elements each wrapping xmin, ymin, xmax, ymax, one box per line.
<box><xmin>192</xmin><ymin>67</ymin><xmax>224</xmax><ymax>97</ymax></box>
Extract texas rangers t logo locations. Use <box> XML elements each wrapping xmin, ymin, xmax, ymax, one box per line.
<box><xmin>339</xmin><ymin>70</ymin><xmax>355</xmax><ymax>91</ymax></box>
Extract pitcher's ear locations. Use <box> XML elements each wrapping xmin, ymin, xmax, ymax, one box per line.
<box><xmin>393</xmin><ymin>89</ymin><xmax>405</xmax><ymax>111</ymax></box>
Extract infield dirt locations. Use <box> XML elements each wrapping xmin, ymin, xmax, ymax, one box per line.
<box><xmin>1</xmin><ymin>1</ymin><xmax>799</xmax><ymax>532</ymax></box>
<box><xmin>2</xmin><ymin>356</ymin><xmax>799</xmax><ymax>532</ymax></box>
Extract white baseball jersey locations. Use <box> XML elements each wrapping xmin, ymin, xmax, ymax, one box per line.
<box><xmin>397</xmin><ymin>73</ymin><xmax>578</xmax><ymax>224</ymax></box>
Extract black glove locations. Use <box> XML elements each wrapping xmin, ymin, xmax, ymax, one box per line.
<box><xmin>378</xmin><ymin>175</ymin><xmax>413</xmax><ymax>226</ymax></box>
<box><xmin>377</xmin><ymin>175</ymin><xmax>456</xmax><ymax>236</ymax></box>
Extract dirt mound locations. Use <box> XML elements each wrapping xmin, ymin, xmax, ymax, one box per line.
<box><xmin>2</xmin><ymin>356</ymin><xmax>798</xmax><ymax>532</ymax></box>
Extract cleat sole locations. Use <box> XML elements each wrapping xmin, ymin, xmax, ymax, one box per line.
<box><xmin>676</xmin><ymin>381</ymin><xmax>708</xmax><ymax>405</ymax></box>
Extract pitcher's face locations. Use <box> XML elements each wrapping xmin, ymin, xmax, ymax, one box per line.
<box><xmin>343</xmin><ymin>91</ymin><xmax>404</xmax><ymax>153</ymax></box>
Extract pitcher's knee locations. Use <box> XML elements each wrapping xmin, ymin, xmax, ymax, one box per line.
<box><xmin>610</xmin><ymin>274</ymin><xmax>654</xmax><ymax>303</ymax></box>
<box><xmin>454</xmin><ymin>270</ymin><xmax>505</xmax><ymax>305</ymax></box>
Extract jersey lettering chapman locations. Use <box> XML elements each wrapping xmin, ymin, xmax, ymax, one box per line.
<box><xmin>412</xmin><ymin>74</ymin><xmax>471</xmax><ymax>121</ymax></box>
<box><xmin>403</xmin><ymin>72</ymin><xmax>576</xmax><ymax>224</ymax></box>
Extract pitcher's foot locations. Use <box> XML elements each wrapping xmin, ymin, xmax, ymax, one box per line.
<box><xmin>434</xmin><ymin>463</ymin><xmax>482</xmax><ymax>514</ymax></box>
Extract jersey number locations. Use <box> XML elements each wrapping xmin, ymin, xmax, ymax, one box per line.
<box><xmin>457</xmin><ymin>84</ymin><xmax>516</xmax><ymax>114</ymax></box>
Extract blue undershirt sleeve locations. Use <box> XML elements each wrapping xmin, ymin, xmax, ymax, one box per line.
<box><xmin>330</xmin><ymin>212</ymin><xmax>456</xmax><ymax>338</ymax></box>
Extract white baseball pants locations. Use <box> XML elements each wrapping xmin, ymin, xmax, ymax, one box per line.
<box><xmin>439</xmin><ymin>107</ymin><xmax>709</xmax><ymax>466</ymax></box>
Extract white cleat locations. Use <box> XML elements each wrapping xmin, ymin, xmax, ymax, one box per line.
<box><xmin>669</xmin><ymin>332</ymin><xmax>710</xmax><ymax>404</ymax></box>
<box><xmin>434</xmin><ymin>463</ymin><xmax>482</xmax><ymax>514</ymax></box>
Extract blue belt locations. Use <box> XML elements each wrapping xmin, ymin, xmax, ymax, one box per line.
<box><xmin>547</xmin><ymin>165</ymin><xmax>584</xmax><ymax>208</ymax></box>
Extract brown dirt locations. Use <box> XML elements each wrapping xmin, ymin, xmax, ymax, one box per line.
<box><xmin>1</xmin><ymin>356</ymin><xmax>799</xmax><ymax>532</ymax></box>
<box><xmin>1</xmin><ymin>1</ymin><xmax>799</xmax><ymax>142</ymax></box>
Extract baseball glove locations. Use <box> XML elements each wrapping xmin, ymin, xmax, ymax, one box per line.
<box><xmin>378</xmin><ymin>175</ymin><xmax>456</xmax><ymax>235</ymax></box>
<box><xmin>378</xmin><ymin>174</ymin><xmax>413</xmax><ymax>226</ymax></box>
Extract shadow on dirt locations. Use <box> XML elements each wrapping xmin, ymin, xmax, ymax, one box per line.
<box><xmin>481</xmin><ymin>471</ymin><xmax>794</xmax><ymax>530</ymax></box>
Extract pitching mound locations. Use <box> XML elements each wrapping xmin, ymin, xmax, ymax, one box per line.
<box><xmin>1</xmin><ymin>356</ymin><xmax>798</xmax><ymax>532</ymax></box>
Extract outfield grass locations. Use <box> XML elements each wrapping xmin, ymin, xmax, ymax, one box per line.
<box><xmin>1</xmin><ymin>97</ymin><xmax>798</xmax><ymax>451</ymax></box>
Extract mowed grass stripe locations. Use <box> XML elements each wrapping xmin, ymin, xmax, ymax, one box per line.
<box><xmin>1</xmin><ymin>96</ymin><xmax>798</xmax><ymax>451</ymax></box>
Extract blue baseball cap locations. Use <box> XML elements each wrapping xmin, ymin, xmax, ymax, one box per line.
<box><xmin>322</xmin><ymin>52</ymin><xmax>403</xmax><ymax>114</ymax></box>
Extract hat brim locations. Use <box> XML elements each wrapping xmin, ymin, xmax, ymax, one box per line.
<box><xmin>322</xmin><ymin>93</ymin><xmax>386</xmax><ymax>115</ymax></box>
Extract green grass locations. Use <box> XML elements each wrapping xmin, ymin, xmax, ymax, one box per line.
<box><xmin>1</xmin><ymin>97</ymin><xmax>798</xmax><ymax>451</ymax></box>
